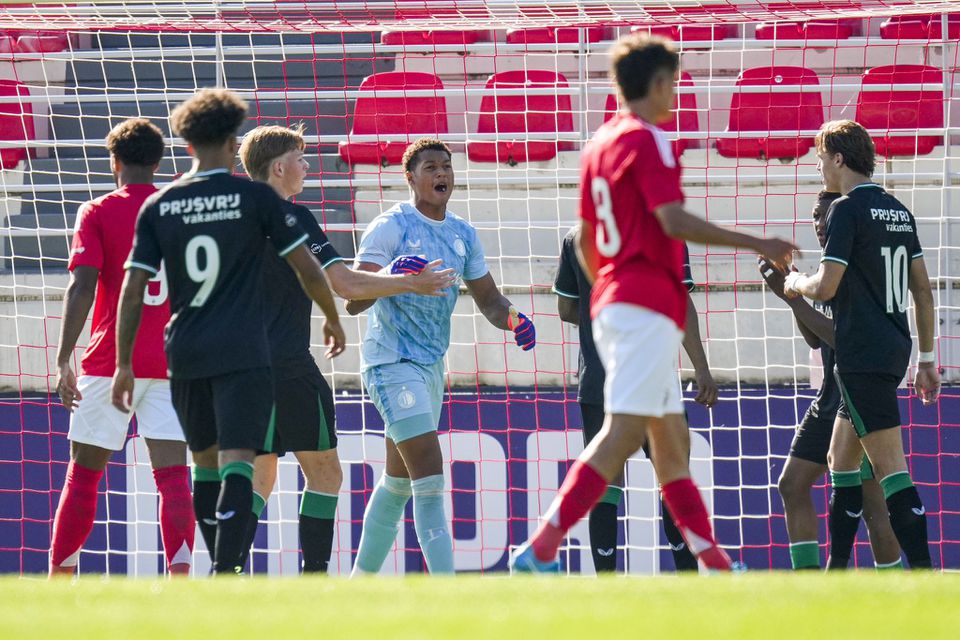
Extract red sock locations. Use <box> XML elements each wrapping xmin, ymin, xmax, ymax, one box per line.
<box><xmin>531</xmin><ymin>460</ymin><xmax>607</xmax><ymax>562</ymax></box>
<box><xmin>153</xmin><ymin>465</ymin><xmax>195</xmax><ymax>574</ymax></box>
<box><xmin>660</xmin><ymin>478</ymin><xmax>731</xmax><ymax>571</ymax></box>
<box><xmin>50</xmin><ymin>461</ymin><xmax>103</xmax><ymax>573</ymax></box>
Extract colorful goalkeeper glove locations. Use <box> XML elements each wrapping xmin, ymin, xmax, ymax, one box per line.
<box><xmin>508</xmin><ymin>307</ymin><xmax>536</xmax><ymax>351</ymax></box>
<box><xmin>389</xmin><ymin>255</ymin><xmax>429</xmax><ymax>275</ymax></box>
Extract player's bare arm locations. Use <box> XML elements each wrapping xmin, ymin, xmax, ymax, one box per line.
<box><xmin>783</xmin><ymin>260</ymin><xmax>845</xmax><ymax>302</ymax></box>
<box><xmin>575</xmin><ymin>221</ymin><xmax>599</xmax><ymax>284</ymax></box>
<box><xmin>465</xmin><ymin>273</ymin><xmax>536</xmax><ymax>351</ymax></box>
<box><xmin>55</xmin><ymin>265</ymin><xmax>98</xmax><ymax>411</ymax></box>
<box><xmin>285</xmin><ymin>244</ymin><xmax>346</xmax><ymax>358</ymax></box>
<box><xmin>325</xmin><ymin>259</ymin><xmax>454</xmax><ymax>301</ymax></box>
<box><xmin>908</xmin><ymin>256</ymin><xmax>940</xmax><ymax>404</ymax></box>
<box><xmin>654</xmin><ymin>202</ymin><xmax>798</xmax><ymax>270</ymax></box>
<box><xmin>759</xmin><ymin>257</ymin><xmax>834</xmax><ymax>349</ymax></box>
<box><xmin>110</xmin><ymin>268</ymin><xmax>151</xmax><ymax>412</ymax></box>
<box><xmin>344</xmin><ymin>261</ymin><xmax>382</xmax><ymax>315</ymax></box>
<box><xmin>682</xmin><ymin>294</ymin><xmax>718</xmax><ymax>408</ymax></box>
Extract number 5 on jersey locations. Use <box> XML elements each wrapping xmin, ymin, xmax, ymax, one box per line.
<box><xmin>591</xmin><ymin>177</ymin><xmax>621</xmax><ymax>258</ymax></box>
<box><xmin>185</xmin><ymin>235</ymin><xmax>220</xmax><ymax>307</ymax></box>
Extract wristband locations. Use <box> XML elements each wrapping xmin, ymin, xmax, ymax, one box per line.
<box><xmin>918</xmin><ymin>351</ymin><xmax>936</xmax><ymax>364</ymax></box>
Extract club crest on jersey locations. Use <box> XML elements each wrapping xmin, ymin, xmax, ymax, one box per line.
<box><xmin>397</xmin><ymin>388</ymin><xmax>416</xmax><ymax>409</ymax></box>
<box><xmin>285</xmin><ymin>213</ymin><xmax>298</xmax><ymax>227</ymax></box>
<box><xmin>453</xmin><ymin>237</ymin><xmax>466</xmax><ymax>257</ymax></box>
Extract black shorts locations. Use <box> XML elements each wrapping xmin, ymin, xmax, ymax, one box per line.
<box><xmin>835</xmin><ymin>370</ymin><xmax>902</xmax><ymax>437</ymax></box>
<box><xmin>170</xmin><ymin>367</ymin><xmax>274</xmax><ymax>452</ymax></box>
<box><xmin>580</xmin><ymin>401</ymin><xmax>691</xmax><ymax>463</ymax></box>
<box><xmin>267</xmin><ymin>369</ymin><xmax>337</xmax><ymax>455</ymax></box>
<box><xmin>788</xmin><ymin>408</ymin><xmax>834</xmax><ymax>466</ymax></box>
<box><xmin>579</xmin><ymin>402</ymin><xmax>605</xmax><ymax>446</ymax></box>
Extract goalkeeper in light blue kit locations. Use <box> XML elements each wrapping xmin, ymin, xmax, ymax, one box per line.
<box><xmin>347</xmin><ymin>138</ymin><xmax>535</xmax><ymax>575</ymax></box>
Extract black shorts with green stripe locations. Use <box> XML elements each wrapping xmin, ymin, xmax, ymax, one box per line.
<box><xmin>170</xmin><ymin>367</ymin><xmax>275</xmax><ymax>452</ymax></box>
<box><xmin>266</xmin><ymin>368</ymin><xmax>337</xmax><ymax>455</ymax></box>
<box><xmin>835</xmin><ymin>370</ymin><xmax>903</xmax><ymax>437</ymax></box>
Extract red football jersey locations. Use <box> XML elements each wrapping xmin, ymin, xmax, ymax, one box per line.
<box><xmin>68</xmin><ymin>183</ymin><xmax>169</xmax><ymax>378</ymax></box>
<box><xmin>579</xmin><ymin>113</ymin><xmax>688</xmax><ymax>329</ymax></box>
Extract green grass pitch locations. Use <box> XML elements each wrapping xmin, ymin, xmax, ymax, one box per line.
<box><xmin>7</xmin><ymin>573</ymin><xmax>959</xmax><ymax>639</ymax></box>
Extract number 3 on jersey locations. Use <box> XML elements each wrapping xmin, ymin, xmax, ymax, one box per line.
<box><xmin>185</xmin><ymin>235</ymin><xmax>220</xmax><ymax>307</ymax></box>
<box><xmin>881</xmin><ymin>245</ymin><xmax>908</xmax><ymax>313</ymax></box>
<box><xmin>591</xmin><ymin>177</ymin><xmax>621</xmax><ymax>257</ymax></box>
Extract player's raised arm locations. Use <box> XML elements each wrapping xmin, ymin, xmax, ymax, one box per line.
<box><xmin>759</xmin><ymin>258</ymin><xmax>834</xmax><ymax>349</ymax></box>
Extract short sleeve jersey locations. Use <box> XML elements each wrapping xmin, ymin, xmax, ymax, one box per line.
<box><xmin>579</xmin><ymin>113</ymin><xmax>688</xmax><ymax>330</ymax></box>
<box><xmin>262</xmin><ymin>201</ymin><xmax>343</xmax><ymax>380</ymax></box>
<box><xmin>554</xmin><ymin>227</ymin><xmax>695</xmax><ymax>406</ymax></box>
<box><xmin>127</xmin><ymin>169</ymin><xmax>308</xmax><ymax>379</ymax></box>
<box><xmin>68</xmin><ymin>184</ymin><xmax>168</xmax><ymax>379</ymax></box>
<box><xmin>355</xmin><ymin>201</ymin><xmax>488</xmax><ymax>370</ymax></box>
<box><xmin>821</xmin><ymin>183</ymin><xmax>922</xmax><ymax>377</ymax></box>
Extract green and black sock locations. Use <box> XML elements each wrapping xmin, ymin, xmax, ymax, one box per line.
<box><xmin>238</xmin><ymin>491</ymin><xmax>266</xmax><ymax>573</ymax></box>
<box><xmin>789</xmin><ymin>541</ymin><xmax>820</xmax><ymax>570</ymax></box>
<box><xmin>881</xmin><ymin>472</ymin><xmax>931</xmax><ymax>569</ymax></box>
<box><xmin>192</xmin><ymin>466</ymin><xmax>221</xmax><ymax>563</ymax></box>
<box><xmin>300</xmin><ymin>490</ymin><xmax>338</xmax><ymax>574</ymax></box>
<box><xmin>827</xmin><ymin>469</ymin><xmax>863</xmax><ymax>570</ymax></box>
<box><xmin>588</xmin><ymin>486</ymin><xmax>621</xmax><ymax>573</ymax></box>
<box><xmin>213</xmin><ymin>461</ymin><xmax>254</xmax><ymax>575</ymax></box>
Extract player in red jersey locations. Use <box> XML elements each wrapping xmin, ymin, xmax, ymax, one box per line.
<box><xmin>51</xmin><ymin>119</ymin><xmax>194</xmax><ymax>576</ymax></box>
<box><xmin>513</xmin><ymin>34</ymin><xmax>797</xmax><ymax>572</ymax></box>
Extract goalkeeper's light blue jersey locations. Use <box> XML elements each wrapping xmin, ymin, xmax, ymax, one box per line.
<box><xmin>355</xmin><ymin>201</ymin><xmax>489</xmax><ymax>370</ymax></box>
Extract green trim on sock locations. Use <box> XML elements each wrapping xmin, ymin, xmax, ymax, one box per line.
<box><xmin>599</xmin><ymin>485</ymin><xmax>623</xmax><ymax>506</ymax></box>
<box><xmin>876</xmin><ymin>558</ymin><xmax>904</xmax><ymax>570</ymax></box>
<box><xmin>880</xmin><ymin>471</ymin><xmax>914</xmax><ymax>499</ymax></box>
<box><xmin>192</xmin><ymin>466</ymin><xmax>220</xmax><ymax>483</ymax></box>
<box><xmin>251</xmin><ymin>491</ymin><xmax>267</xmax><ymax>518</ymax></box>
<box><xmin>830</xmin><ymin>469</ymin><xmax>863</xmax><ymax>488</ymax></box>
<box><xmin>262</xmin><ymin>405</ymin><xmax>277</xmax><ymax>453</ymax></box>
<box><xmin>317</xmin><ymin>394</ymin><xmax>331</xmax><ymax>451</ymax></box>
<box><xmin>789</xmin><ymin>541</ymin><xmax>820</xmax><ymax>570</ymax></box>
<box><xmin>300</xmin><ymin>490</ymin><xmax>338</xmax><ymax>519</ymax></box>
<box><xmin>219</xmin><ymin>461</ymin><xmax>254</xmax><ymax>482</ymax></box>
<box><xmin>859</xmin><ymin>456</ymin><xmax>875</xmax><ymax>481</ymax></box>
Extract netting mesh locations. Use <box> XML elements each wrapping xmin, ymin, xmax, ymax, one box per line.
<box><xmin>0</xmin><ymin>1</ymin><xmax>957</xmax><ymax>575</ymax></box>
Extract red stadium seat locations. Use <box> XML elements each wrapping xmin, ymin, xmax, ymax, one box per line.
<box><xmin>381</xmin><ymin>30</ymin><xmax>487</xmax><ymax>46</ymax></box>
<box><xmin>632</xmin><ymin>24</ymin><xmax>736</xmax><ymax>42</ymax></box>
<box><xmin>603</xmin><ymin>71</ymin><xmax>698</xmax><ymax>157</ymax></box>
<box><xmin>880</xmin><ymin>14</ymin><xmax>960</xmax><ymax>39</ymax></box>
<box><xmin>505</xmin><ymin>26</ymin><xmax>608</xmax><ymax>45</ymax></box>
<box><xmin>0</xmin><ymin>80</ymin><xmax>34</xmax><ymax>170</ymax></box>
<box><xmin>755</xmin><ymin>19</ymin><xmax>855</xmax><ymax>40</ymax></box>
<box><xmin>338</xmin><ymin>72</ymin><xmax>448</xmax><ymax>166</ymax></box>
<box><xmin>716</xmin><ymin>66</ymin><xmax>824</xmax><ymax>160</ymax></box>
<box><xmin>856</xmin><ymin>64</ymin><xmax>943</xmax><ymax>157</ymax></box>
<box><xmin>15</xmin><ymin>32</ymin><xmax>69</xmax><ymax>53</ymax></box>
<box><xmin>467</xmin><ymin>70</ymin><xmax>575</xmax><ymax>164</ymax></box>
<box><xmin>0</xmin><ymin>34</ymin><xmax>14</xmax><ymax>54</ymax></box>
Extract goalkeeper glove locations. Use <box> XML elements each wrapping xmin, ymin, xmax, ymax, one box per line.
<box><xmin>508</xmin><ymin>307</ymin><xmax>536</xmax><ymax>351</ymax></box>
<box><xmin>389</xmin><ymin>255</ymin><xmax>429</xmax><ymax>275</ymax></box>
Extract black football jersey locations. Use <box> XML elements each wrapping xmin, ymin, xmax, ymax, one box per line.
<box><xmin>808</xmin><ymin>300</ymin><xmax>840</xmax><ymax>420</ymax></box>
<box><xmin>553</xmin><ymin>227</ymin><xmax>694</xmax><ymax>406</ymax></box>
<box><xmin>127</xmin><ymin>169</ymin><xmax>308</xmax><ymax>379</ymax></box>
<box><xmin>262</xmin><ymin>201</ymin><xmax>343</xmax><ymax>380</ymax></box>
<box><xmin>821</xmin><ymin>183</ymin><xmax>922</xmax><ymax>378</ymax></box>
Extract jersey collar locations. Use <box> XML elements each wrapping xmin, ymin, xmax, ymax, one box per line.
<box><xmin>848</xmin><ymin>182</ymin><xmax>882</xmax><ymax>192</ymax></box>
<box><xmin>190</xmin><ymin>168</ymin><xmax>231</xmax><ymax>178</ymax></box>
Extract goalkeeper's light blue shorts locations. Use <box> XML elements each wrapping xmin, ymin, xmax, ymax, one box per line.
<box><xmin>362</xmin><ymin>359</ymin><xmax>444</xmax><ymax>443</ymax></box>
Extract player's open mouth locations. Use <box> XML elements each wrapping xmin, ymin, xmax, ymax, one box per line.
<box><xmin>434</xmin><ymin>183</ymin><xmax>448</xmax><ymax>193</ymax></box>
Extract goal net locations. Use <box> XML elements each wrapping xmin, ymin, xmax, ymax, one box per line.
<box><xmin>0</xmin><ymin>0</ymin><xmax>956</xmax><ymax>576</ymax></box>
